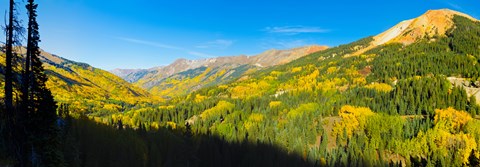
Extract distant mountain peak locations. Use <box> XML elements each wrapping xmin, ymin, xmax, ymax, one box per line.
<box><xmin>351</xmin><ymin>9</ymin><xmax>478</xmax><ymax>56</ymax></box>
<box><xmin>111</xmin><ymin>45</ymin><xmax>328</xmax><ymax>97</ymax></box>
<box><xmin>374</xmin><ymin>9</ymin><xmax>477</xmax><ymax>46</ymax></box>
<box><xmin>113</xmin><ymin>45</ymin><xmax>328</xmax><ymax>85</ymax></box>
<box><xmin>110</xmin><ymin>68</ymin><xmax>146</xmax><ymax>79</ymax></box>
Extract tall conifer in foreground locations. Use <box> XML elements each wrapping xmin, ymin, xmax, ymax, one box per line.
<box><xmin>2</xmin><ymin>0</ymin><xmax>25</xmax><ymax>164</ymax></box>
<box><xmin>4</xmin><ymin>0</ymin><xmax>14</xmax><ymax>118</ymax></box>
<box><xmin>24</xmin><ymin>0</ymin><xmax>64</xmax><ymax>165</ymax></box>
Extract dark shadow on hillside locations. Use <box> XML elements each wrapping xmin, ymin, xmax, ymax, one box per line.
<box><xmin>62</xmin><ymin>117</ymin><xmax>320</xmax><ymax>167</ymax></box>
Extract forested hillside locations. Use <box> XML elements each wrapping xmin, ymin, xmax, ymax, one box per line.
<box><xmin>0</xmin><ymin>49</ymin><xmax>161</xmax><ymax>116</ymax></box>
<box><xmin>2</xmin><ymin>8</ymin><xmax>480</xmax><ymax>167</ymax></box>
<box><xmin>113</xmin><ymin>45</ymin><xmax>328</xmax><ymax>98</ymax></box>
<box><xmin>79</xmin><ymin>11</ymin><xmax>480</xmax><ymax>166</ymax></box>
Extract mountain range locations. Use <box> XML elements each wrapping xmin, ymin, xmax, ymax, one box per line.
<box><xmin>2</xmin><ymin>9</ymin><xmax>478</xmax><ymax>111</ymax></box>
<box><xmin>2</xmin><ymin>8</ymin><xmax>480</xmax><ymax>166</ymax></box>
<box><xmin>111</xmin><ymin>45</ymin><xmax>328</xmax><ymax>98</ymax></box>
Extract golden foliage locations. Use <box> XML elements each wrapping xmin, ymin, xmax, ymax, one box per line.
<box><xmin>460</xmin><ymin>133</ymin><xmax>478</xmax><ymax>163</ymax></box>
<box><xmin>327</xmin><ymin>67</ymin><xmax>337</xmax><ymax>74</ymax></box>
<box><xmin>405</xmin><ymin>108</ymin><xmax>477</xmax><ymax>165</ymax></box>
<box><xmin>216</xmin><ymin>69</ymin><xmax>227</xmax><ymax>77</ymax></box>
<box><xmin>270</xmin><ymin>71</ymin><xmax>282</xmax><ymax>77</ymax></box>
<box><xmin>264</xmin><ymin>76</ymin><xmax>276</xmax><ymax>81</ymax></box>
<box><xmin>297</xmin><ymin>69</ymin><xmax>320</xmax><ymax>91</ymax></box>
<box><xmin>248</xmin><ymin>113</ymin><xmax>265</xmax><ymax>122</ymax></box>
<box><xmin>353</xmin><ymin>77</ymin><xmax>367</xmax><ymax>86</ymax></box>
<box><xmin>194</xmin><ymin>94</ymin><xmax>207</xmax><ymax>103</ymax></box>
<box><xmin>103</xmin><ymin>104</ymin><xmax>121</xmax><ymax>112</ymax></box>
<box><xmin>244</xmin><ymin>113</ymin><xmax>265</xmax><ymax>131</ymax></box>
<box><xmin>291</xmin><ymin>67</ymin><xmax>302</xmax><ymax>73</ymax></box>
<box><xmin>409</xmin><ymin>128</ymin><xmax>477</xmax><ymax>165</ymax></box>
<box><xmin>243</xmin><ymin>121</ymin><xmax>255</xmax><ymax>131</ymax></box>
<box><xmin>269</xmin><ymin>101</ymin><xmax>282</xmax><ymax>108</ymax></box>
<box><xmin>279</xmin><ymin>70</ymin><xmax>319</xmax><ymax>93</ymax></box>
<box><xmin>230</xmin><ymin>80</ymin><xmax>270</xmax><ymax>99</ymax></box>
<box><xmin>287</xmin><ymin>103</ymin><xmax>318</xmax><ymax>119</ymax></box>
<box><xmin>279</xmin><ymin>65</ymin><xmax>347</xmax><ymax>94</ymax></box>
<box><xmin>166</xmin><ymin>121</ymin><xmax>177</xmax><ymax>129</ymax></box>
<box><xmin>38</xmin><ymin>59</ymin><xmax>160</xmax><ymax>114</ymax></box>
<box><xmin>344</xmin><ymin>65</ymin><xmax>360</xmax><ymax>77</ymax></box>
<box><xmin>231</xmin><ymin>85</ymin><xmax>249</xmax><ymax>98</ymax></box>
<box><xmin>151</xmin><ymin>122</ymin><xmax>160</xmax><ymax>130</ymax></box>
<box><xmin>200</xmin><ymin>101</ymin><xmax>235</xmax><ymax>120</ymax></box>
<box><xmin>218</xmin><ymin>85</ymin><xmax>229</xmax><ymax>89</ymax></box>
<box><xmin>334</xmin><ymin>105</ymin><xmax>375</xmax><ymax>137</ymax></box>
<box><xmin>364</xmin><ymin>83</ymin><xmax>393</xmax><ymax>92</ymax></box>
<box><xmin>319</xmin><ymin>78</ymin><xmax>347</xmax><ymax>93</ymax></box>
<box><xmin>149</xmin><ymin>67</ymin><xmax>237</xmax><ymax>98</ymax></box>
<box><xmin>434</xmin><ymin>107</ymin><xmax>472</xmax><ymax>132</ymax></box>
<box><xmin>159</xmin><ymin>105</ymin><xmax>175</xmax><ymax>110</ymax></box>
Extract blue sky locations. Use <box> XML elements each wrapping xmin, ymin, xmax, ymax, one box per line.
<box><xmin>1</xmin><ymin>0</ymin><xmax>479</xmax><ymax>70</ymax></box>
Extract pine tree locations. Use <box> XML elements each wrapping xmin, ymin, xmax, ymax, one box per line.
<box><xmin>4</xmin><ymin>0</ymin><xmax>14</xmax><ymax>118</ymax></box>
<box><xmin>2</xmin><ymin>0</ymin><xmax>25</xmax><ymax>164</ymax></box>
<box><xmin>24</xmin><ymin>0</ymin><xmax>64</xmax><ymax>165</ymax></box>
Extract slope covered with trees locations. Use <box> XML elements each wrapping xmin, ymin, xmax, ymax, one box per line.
<box><xmin>3</xmin><ymin>6</ymin><xmax>480</xmax><ymax>166</ymax></box>
<box><xmin>113</xmin><ymin>45</ymin><xmax>328</xmax><ymax>99</ymax></box>
<box><xmin>85</xmin><ymin>12</ymin><xmax>480</xmax><ymax>166</ymax></box>
<box><xmin>0</xmin><ymin>49</ymin><xmax>161</xmax><ymax>116</ymax></box>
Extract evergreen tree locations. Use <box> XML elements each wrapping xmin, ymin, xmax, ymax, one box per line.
<box><xmin>4</xmin><ymin>0</ymin><xmax>15</xmax><ymax>116</ymax></box>
<box><xmin>23</xmin><ymin>0</ymin><xmax>64</xmax><ymax>165</ymax></box>
<box><xmin>2</xmin><ymin>0</ymin><xmax>25</xmax><ymax>164</ymax></box>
